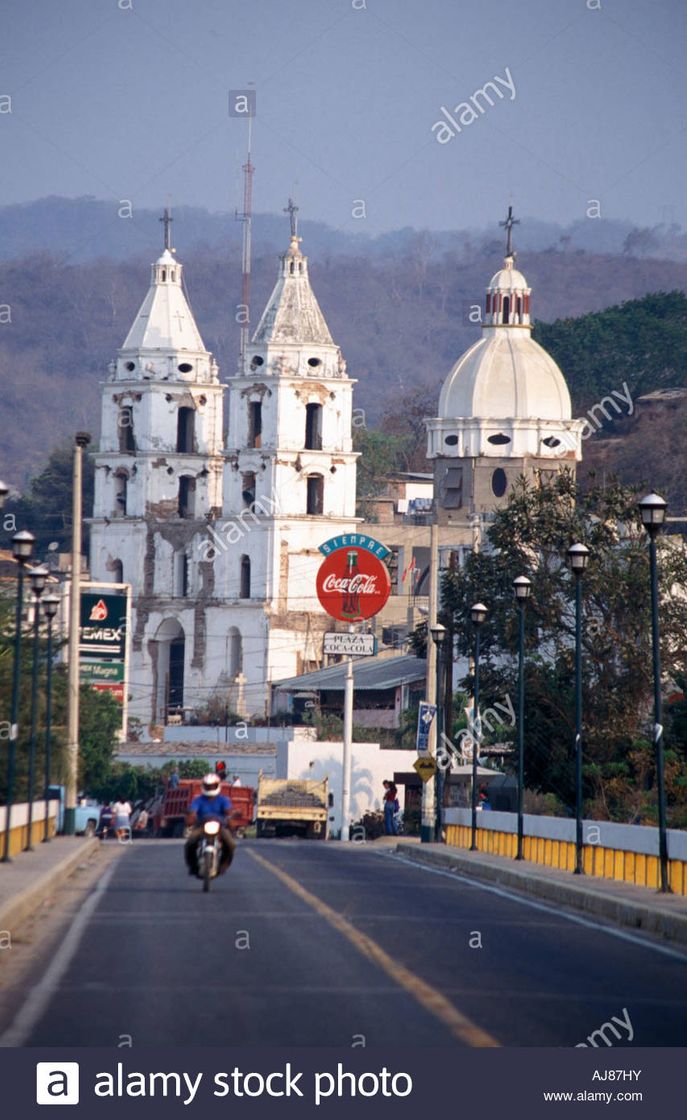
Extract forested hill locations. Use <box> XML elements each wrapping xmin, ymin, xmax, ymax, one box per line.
<box><xmin>536</xmin><ymin>291</ymin><xmax>687</xmax><ymax>412</ymax></box>
<box><xmin>0</xmin><ymin>211</ymin><xmax>686</xmax><ymax>496</ymax></box>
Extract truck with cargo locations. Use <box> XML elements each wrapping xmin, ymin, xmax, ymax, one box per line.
<box><xmin>154</xmin><ymin>778</ymin><xmax>255</xmax><ymax>838</ymax></box>
<box><xmin>255</xmin><ymin>777</ymin><xmax>329</xmax><ymax>839</ymax></box>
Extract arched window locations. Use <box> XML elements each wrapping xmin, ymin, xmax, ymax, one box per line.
<box><xmin>306</xmin><ymin>474</ymin><xmax>324</xmax><ymax>515</ymax></box>
<box><xmin>305</xmin><ymin>402</ymin><xmax>322</xmax><ymax>450</ymax></box>
<box><xmin>241</xmin><ymin>471</ymin><xmax>256</xmax><ymax>509</ymax></box>
<box><xmin>113</xmin><ymin>473</ymin><xmax>128</xmax><ymax>516</ymax></box>
<box><xmin>176</xmin><ymin>407</ymin><xmax>195</xmax><ymax>453</ymax></box>
<box><xmin>228</xmin><ymin>627</ymin><xmax>243</xmax><ymax>676</ymax></box>
<box><xmin>112</xmin><ymin>559</ymin><xmax>123</xmax><ymax>584</ymax></box>
<box><xmin>174</xmin><ymin>551</ymin><xmax>189</xmax><ymax>596</ymax></box>
<box><xmin>178</xmin><ymin>476</ymin><xmax>196</xmax><ymax>518</ymax></box>
<box><xmin>502</xmin><ymin>296</ymin><xmax>510</xmax><ymax>323</ymax></box>
<box><xmin>118</xmin><ymin>406</ymin><xmax>135</xmax><ymax>453</ymax></box>
<box><xmin>239</xmin><ymin>555</ymin><xmax>251</xmax><ymax>599</ymax></box>
<box><xmin>248</xmin><ymin>401</ymin><xmax>262</xmax><ymax>448</ymax></box>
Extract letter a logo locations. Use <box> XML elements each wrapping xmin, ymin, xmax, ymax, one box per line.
<box><xmin>36</xmin><ymin>1062</ymin><xmax>80</xmax><ymax>1104</ymax></box>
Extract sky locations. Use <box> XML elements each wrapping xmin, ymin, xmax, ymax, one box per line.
<box><xmin>1</xmin><ymin>0</ymin><xmax>686</xmax><ymax>236</ymax></box>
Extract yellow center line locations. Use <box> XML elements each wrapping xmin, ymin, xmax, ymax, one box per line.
<box><xmin>247</xmin><ymin>849</ymin><xmax>499</xmax><ymax>1048</ymax></box>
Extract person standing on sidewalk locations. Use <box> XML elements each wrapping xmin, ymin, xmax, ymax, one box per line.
<box><xmin>112</xmin><ymin>797</ymin><xmax>132</xmax><ymax>842</ymax></box>
<box><xmin>383</xmin><ymin>781</ymin><xmax>399</xmax><ymax>836</ymax></box>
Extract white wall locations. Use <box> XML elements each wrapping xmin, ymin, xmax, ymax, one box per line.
<box><xmin>279</xmin><ymin>740</ymin><xmax>413</xmax><ymax>835</ymax></box>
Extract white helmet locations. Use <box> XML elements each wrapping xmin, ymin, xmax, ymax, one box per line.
<box><xmin>201</xmin><ymin>773</ymin><xmax>221</xmax><ymax>797</ymax></box>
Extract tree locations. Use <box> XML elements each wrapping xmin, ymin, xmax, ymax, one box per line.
<box><xmin>4</xmin><ymin>442</ymin><xmax>95</xmax><ymax>555</ymax></box>
<box><xmin>439</xmin><ymin>472</ymin><xmax>687</xmax><ymax>824</ymax></box>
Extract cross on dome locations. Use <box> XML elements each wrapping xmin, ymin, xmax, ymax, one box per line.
<box><xmin>499</xmin><ymin>205</ymin><xmax>519</xmax><ymax>260</ymax></box>
<box><xmin>284</xmin><ymin>197</ymin><xmax>299</xmax><ymax>239</ymax></box>
<box><xmin>160</xmin><ymin>207</ymin><xmax>174</xmax><ymax>253</ymax></box>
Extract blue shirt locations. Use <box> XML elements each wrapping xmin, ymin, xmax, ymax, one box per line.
<box><xmin>191</xmin><ymin>793</ymin><xmax>232</xmax><ymax>823</ymax></box>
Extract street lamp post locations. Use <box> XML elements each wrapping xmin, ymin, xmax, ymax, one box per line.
<box><xmin>513</xmin><ymin>576</ymin><xmax>532</xmax><ymax>860</ymax></box>
<box><xmin>567</xmin><ymin>542</ymin><xmax>590</xmax><ymax>875</ymax></box>
<box><xmin>2</xmin><ymin>529</ymin><xmax>36</xmax><ymax>863</ymax></box>
<box><xmin>470</xmin><ymin>603</ymin><xmax>488</xmax><ymax>851</ymax></box>
<box><xmin>25</xmin><ymin>566</ymin><xmax>49</xmax><ymax>851</ymax></box>
<box><xmin>638</xmin><ymin>493</ymin><xmax>671</xmax><ymax>893</ymax></box>
<box><xmin>430</xmin><ymin>623</ymin><xmax>447</xmax><ymax>843</ymax></box>
<box><xmin>41</xmin><ymin>592</ymin><xmax>60</xmax><ymax>842</ymax></box>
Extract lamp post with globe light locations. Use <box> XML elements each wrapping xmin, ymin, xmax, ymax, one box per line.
<box><xmin>567</xmin><ymin>542</ymin><xmax>590</xmax><ymax>875</ymax></box>
<box><xmin>638</xmin><ymin>493</ymin><xmax>671</xmax><ymax>893</ymax></box>
<box><xmin>513</xmin><ymin>576</ymin><xmax>532</xmax><ymax>860</ymax></box>
<box><xmin>430</xmin><ymin>623</ymin><xmax>447</xmax><ymax>842</ymax></box>
<box><xmin>469</xmin><ymin>603</ymin><xmax>488</xmax><ymax>851</ymax></box>
<box><xmin>41</xmin><ymin>592</ymin><xmax>60</xmax><ymax>842</ymax></box>
<box><xmin>24</xmin><ymin>566</ymin><xmax>49</xmax><ymax>851</ymax></box>
<box><xmin>2</xmin><ymin>528</ymin><xmax>36</xmax><ymax>862</ymax></box>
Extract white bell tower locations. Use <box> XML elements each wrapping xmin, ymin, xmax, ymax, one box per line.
<box><xmin>205</xmin><ymin>202</ymin><xmax>359</xmax><ymax>713</ymax></box>
<box><xmin>89</xmin><ymin>211</ymin><xmax>225</xmax><ymax>725</ymax></box>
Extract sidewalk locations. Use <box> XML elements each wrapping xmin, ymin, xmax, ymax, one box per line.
<box><xmin>0</xmin><ymin>837</ymin><xmax>99</xmax><ymax>936</ymax></box>
<box><xmin>396</xmin><ymin>841</ymin><xmax>687</xmax><ymax>947</ymax></box>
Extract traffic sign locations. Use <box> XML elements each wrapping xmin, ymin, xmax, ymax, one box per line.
<box><xmin>413</xmin><ymin>756</ymin><xmax>437</xmax><ymax>783</ymax></box>
<box><xmin>323</xmin><ymin>631</ymin><xmax>376</xmax><ymax>657</ymax></box>
<box><xmin>416</xmin><ymin>701</ymin><xmax>437</xmax><ymax>754</ymax></box>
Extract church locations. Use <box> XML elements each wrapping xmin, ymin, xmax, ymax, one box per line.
<box><xmin>88</xmin><ymin>205</ymin><xmax>582</xmax><ymax>727</ymax></box>
<box><xmin>88</xmin><ymin>209</ymin><xmax>358</xmax><ymax>724</ymax></box>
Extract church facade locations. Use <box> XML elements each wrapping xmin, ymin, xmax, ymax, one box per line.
<box><xmin>88</xmin><ymin>217</ymin><xmax>358</xmax><ymax>725</ymax></box>
<box><xmin>88</xmin><ymin>207</ymin><xmax>581</xmax><ymax>727</ymax></box>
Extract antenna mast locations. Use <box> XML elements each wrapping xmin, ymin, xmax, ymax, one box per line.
<box><xmin>235</xmin><ymin>108</ymin><xmax>254</xmax><ymax>370</ymax></box>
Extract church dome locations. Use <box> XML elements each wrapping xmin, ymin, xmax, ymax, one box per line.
<box><xmin>438</xmin><ymin>329</ymin><xmax>573</xmax><ymax>421</ymax></box>
<box><xmin>438</xmin><ymin>211</ymin><xmax>572</xmax><ymax>422</ymax></box>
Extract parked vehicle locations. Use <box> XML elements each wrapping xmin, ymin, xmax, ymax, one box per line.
<box><xmin>255</xmin><ymin>777</ymin><xmax>329</xmax><ymax>839</ymax></box>
<box><xmin>197</xmin><ymin>818</ymin><xmax>223</xmax><ymax>892</ymax></box>
<box><xmin>47</xmin><ymin>785</ymin><xmax>103</xmax><ymax>836</ymax></box>
<box><xmin>154</xmin><ymin>779</ymin><xmax>254</xmax><ymax>838</ymax></box>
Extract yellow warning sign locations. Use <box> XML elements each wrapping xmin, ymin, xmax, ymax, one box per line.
<box><xmin>413</xmin><ymin>756</ymin><xmax>437</xmax><ymax>783</ymax></box>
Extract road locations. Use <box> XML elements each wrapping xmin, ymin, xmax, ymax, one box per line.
<box><xmin>4</xmin><ymin>839</ymin><xmax>687</xmax><ymax>1048</ymax></box>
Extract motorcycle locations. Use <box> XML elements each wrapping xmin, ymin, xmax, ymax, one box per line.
<box><xmin>197</xmin><ymin>817</ymin><xmax>223</xmax><ymax>892</ymax></box>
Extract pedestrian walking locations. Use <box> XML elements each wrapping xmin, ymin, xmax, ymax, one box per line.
<box><xmin>169</xmin><ymin>766</ymin><xmax>180</xmax><ymax>790</ymax></box>
<box><xmin>112</xmin><ymin>798</ymin><xmax>132</xmax><ymax>841</ymax></box>
<box><xmin>98</xmin><ymin>802</ymin><xmax>114</xmax><ymax>840</ymax></box>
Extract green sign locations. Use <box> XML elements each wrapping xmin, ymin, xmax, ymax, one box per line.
<box><xmin>80</xmin><ymin>661</ymin><xmax>124</xmax><ymax>685</ymax></box>
<box><xmin>80</xmin><ymin>592</ymin><xmax>126</xmax><ymax>660</ymax></box>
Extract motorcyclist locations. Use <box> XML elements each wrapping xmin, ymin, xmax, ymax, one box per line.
<box><xmin>184</xmin><ymin>773</ymin><xmax>236</xmax><ymax>877</ymax></box>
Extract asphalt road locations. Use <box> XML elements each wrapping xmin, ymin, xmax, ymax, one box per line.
<box><xmin>8</xmin><ymin>839</ymin><xmax>687</xmax><ymax>1047</ymax></box>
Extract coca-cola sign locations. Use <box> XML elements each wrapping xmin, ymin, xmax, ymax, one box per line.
<box><xmin>316</xmin><ymin>537</ymin><xmax>391</xmax><ymax>622</ymax></box>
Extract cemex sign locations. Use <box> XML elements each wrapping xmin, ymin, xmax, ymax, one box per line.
<box><xmin>79</xmin><ymin>588</ymin><xmax>128</xmax><ymax>708</ymax></box>
<box><xmin>316</xmin><ymin>535</ymin><xmax>391</xmax><ymax>623</ymax></box>
<box><xmin>323</xmin><ymin>631</ymin><xmax>376</xmax><ymax>657</ymax></box>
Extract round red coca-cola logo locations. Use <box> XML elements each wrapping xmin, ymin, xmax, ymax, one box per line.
<box><xmin>316</xmin><ymin>546</ymin><xmax>391</xmax><ymax>622</ymax></box>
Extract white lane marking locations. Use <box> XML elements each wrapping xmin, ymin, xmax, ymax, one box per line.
<box><xmin>387</xmin><ymin>852</ymin><xmax>687</xmax><ymax>963</ymax></box>
<box><xmin>0</xmin><ymin>860</ymin><xmax>120</xmax><ymax>1046</ymax></box>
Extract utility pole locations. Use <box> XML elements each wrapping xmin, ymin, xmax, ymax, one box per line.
<box><xmin>64</xmin><ymin>432</ymin><xmax>90</xmax><ymax>836</ymax></box>
<box><xmin>421</xmin><ymin>523</ymin><xmax>438</xmax><ymax>842</ymax></box>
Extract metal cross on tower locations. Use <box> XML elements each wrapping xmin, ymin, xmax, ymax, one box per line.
<box><xmin>500</xmin><ymin>205</ymin><xmax>519</xmax><ymax>258</ymax></box>
<box><xmin>160</xmin><ymin>207</ymin><xmax>173</xmax><ymax>251</ymax></box>
<box><xmin>284</xmin><ymin>197</ymin><xmax>299</xmax><ymax>239</ymax></box>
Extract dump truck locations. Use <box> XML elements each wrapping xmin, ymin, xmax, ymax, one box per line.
<box><xmin>154</xmin><ymin>779</ymin><xmax>255</xmax><ymax>838</ymax></box>
<box><xmin>256</xmin><ymin>777</ymin><xmax>329</xmax><ymax>840</ymax></box>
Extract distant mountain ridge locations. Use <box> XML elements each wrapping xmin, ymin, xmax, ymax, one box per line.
<box><xmin>1</xmin><ymin>196</ymin><xmax>687</xmax><ymax>264</ymax></box>
<box><xmin>0</xmin><ymin>196</ymin><xmax>686</xmax><ymax>495</ymax></box>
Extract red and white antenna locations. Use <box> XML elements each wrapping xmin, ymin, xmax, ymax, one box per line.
<box><xmin>235</xmin><ymin>88</ymin><xmax>255</xmax><ymax>370</ymax></box>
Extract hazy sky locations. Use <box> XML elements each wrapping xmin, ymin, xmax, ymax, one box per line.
<box><xmin>1</xmin><ymin>0</ymin><xmax>685</xmax><ymax>235</ymax></box>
